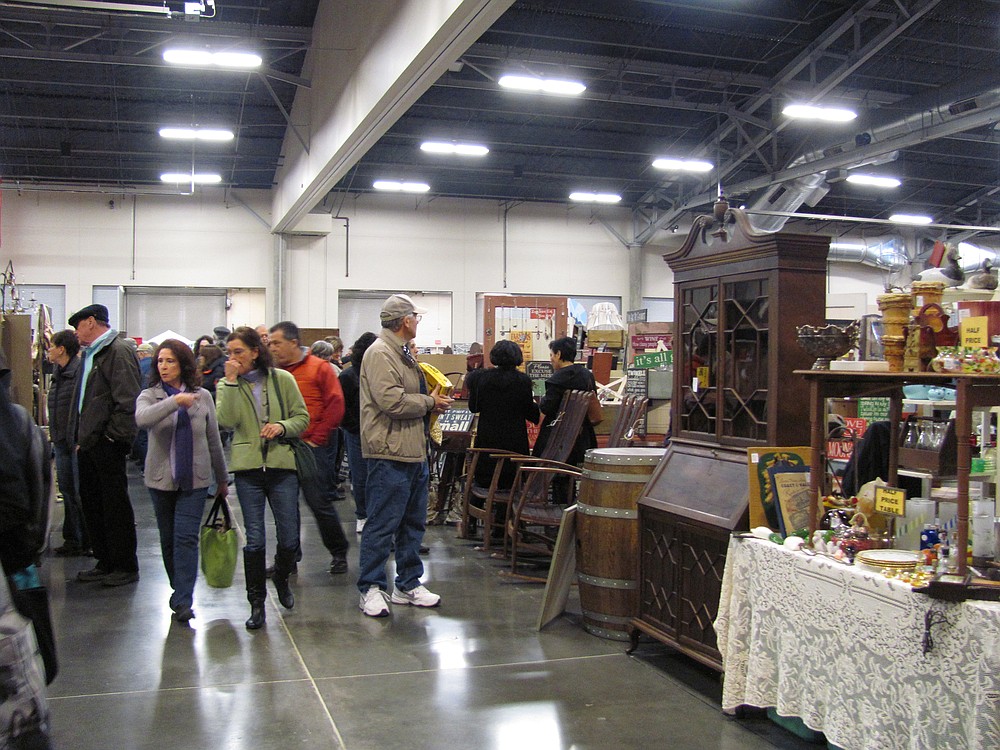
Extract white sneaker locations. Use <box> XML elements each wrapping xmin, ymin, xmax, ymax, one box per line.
<box><xmin>359</xmin><ymin>586</ymin><xmax>390</xmax><ymax>617</ymax></box>
<box><xmin>356</xmin><ymin>518</ymin><xmax>366</xmax><ymax>534</ymax></box>
<box><xmin>390</xmin><ymin>584</ymin><xmax>441</xmax><ymax>608</ymax></box>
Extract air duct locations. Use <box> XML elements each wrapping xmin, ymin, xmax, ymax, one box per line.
<box><xmin>748</xmin><ymin>71</ymin><xmax>1000</xmax><ymax>232</ymax></box>
<box><xmin>827</xmin><ymin>239</ymin><xmax>909</xmax><ymax>271</ymax></box>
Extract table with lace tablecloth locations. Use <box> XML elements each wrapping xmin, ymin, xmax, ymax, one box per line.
<box><xmin>715</xmin><ymin>537</ymin><xmax>1000</xmax><ymax>750</ymax></box>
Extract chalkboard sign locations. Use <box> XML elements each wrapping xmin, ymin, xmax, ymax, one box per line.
<box><xmin>526</xmin><ymin>361</ymin><xmax>554</xmax><ymax>381</ymax></box>
<box><xmin>625</xmin><ymin>367</ymin><xmax>648</xmax><ymax>397</ymax></box>
<box><xmin>437</xmin><ymin>408</ymin><xmax>475</xmax><ymax>433</ymax></box>
<box><xmin>626</xmin><ymin>309</ymin><xmax>648</xmax><ymax>324</ymax></box>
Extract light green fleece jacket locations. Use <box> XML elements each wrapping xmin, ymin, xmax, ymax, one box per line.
<box><xmin>215</xmin><ymin>367</ymin><xmax>309</xmax><ymax>472</ymax></box>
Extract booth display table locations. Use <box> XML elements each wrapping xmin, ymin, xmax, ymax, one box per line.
<box><xmin>716</xmin><ymin>537</ymin><xmax>1000</xmax><ymax>750</ymax></box>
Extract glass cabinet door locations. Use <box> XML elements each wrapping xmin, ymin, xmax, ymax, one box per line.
<box><xmin>678</xmin><ymin>283</ymin><xmax>718</xmax><ymax>437</ymax></box>
<box><xmin>721</xmin><ymin>277</ymin><xmax>769</xmax><ymax>441</ymax></box>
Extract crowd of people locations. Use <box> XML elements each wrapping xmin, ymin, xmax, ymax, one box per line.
<box><xmin>40</xmin><ymin>293</ymin><xmax>462</xmax><ymax>629</ymax></box>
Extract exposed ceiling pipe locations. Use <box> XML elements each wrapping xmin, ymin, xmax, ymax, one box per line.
<box><xmin>827</xmin><ymin>241</ymin><xmax>909</xmax><ymax>271</ymax></box>
<box><xmin>747</xmin><ymin>71</ymin><xmax>1000</xmax><ymax>232</ymax></box>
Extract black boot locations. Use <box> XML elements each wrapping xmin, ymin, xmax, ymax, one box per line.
<box><xmin>272</xmin><ymin>546</ymin><xmax>296</xmax><ymax>609</ymax></box>
<box><xmin>244</xmin><ymin>549</ymin><xmax>267</xmax><ymax>630</ymax></box>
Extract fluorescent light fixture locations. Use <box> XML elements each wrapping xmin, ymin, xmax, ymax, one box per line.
<box><xmin>651</xmin><ymin>157</ymin><xmax>714</xmax><ymax>172</ymax></box>
<box><xmin>498</xmin><ymin>75</ymin><xmax>586</xmax><ymax>96</ymax></box>
<box><xmin>159</xmin><ymin>127</ymin><xmax>234</xmax><ymax>142</ymax></box>
<box><xmin>782</xmin><ymin>104</ymin><xmax>857</xmax><ymax>122</ymax></box>
<box><xmin>420</xmin><ymin>141</ymin><xmax>489</xmax><ymax>156</ymax></box>
<box><xmin>373</xmin><ymin>180</ymin><xmax>430</xmax><ymax>193</ymax></box>
<box><xmin>160</xmin><ymin>172</ymin><xmax>223</xmax><ymax>184</ymax></box>
<box><xmin>163</xmin><ymin>49</ymin><xmax>262</xmax><ymax>69</ymax></box>
<box><xmin>569</xmin><ymin>192</ymin><xmax>621</xmax><ymax>204</ymax></box>
<box><xmin>889</xmin><ymin>213</ymin><xmax>933</xmax><ymax>225</ymax></box>
<box><xmin>846</xmin><ymin>174</ymin><xmax>900</xmax><ymax>188</ymax></box>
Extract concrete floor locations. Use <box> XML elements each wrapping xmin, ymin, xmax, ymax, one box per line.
<box><xmin>41</xmin><ymin>468</ymin><xmax>815</xmax><ymax>750</ymax></box>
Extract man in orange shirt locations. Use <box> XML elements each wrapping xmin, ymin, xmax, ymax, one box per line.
<box><xmin>270</xmin><ymin>321</ymin><xmax>350</xmax><ymax>574</ymax></box>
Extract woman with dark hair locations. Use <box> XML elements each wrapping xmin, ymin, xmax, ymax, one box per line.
<box><xmin>534</xmin><ymin>336</ymin><xmax>597</xmax><ymax>464</ymax></box>
<box><xmin>216</xmin><ymin>326</ymin><xmax>308</xmax><ymax>630</ymax></box>
<box><xmin>197</xmin><ymin>343</ymin><xmax>226</xmax><ymax>399</ymax></box>
<box><xmin>193</xmin><ymin>334</ymin><xmax>214</xmax><ymax>359</ymax></box>
<box><xmin>135</xmin><ymin>340</ymin><xmax>228</xmax><ymax>623</ymax></box>
<box><xmin>467</xmin><ymin>339</ymin><xmax>540</xmax><ymax>489</ymax></box>
<box><xmin>339</xmin><ymin>331</ymin><xmax>378</xmax><ymax>533</ymax></box>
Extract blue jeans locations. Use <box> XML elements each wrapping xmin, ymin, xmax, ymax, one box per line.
<box><xmin>234</xmin><ymin>469</ymin><xmax>300</xmax><ymax>554</ymax></box>
<box><xmin>343</xmin><ymin>430</ymin><xmax>368</xmax><ymax>520</ymax></box>
<box><xmin>148</xmin><ymin>487</ymin><xmax>206</xmax><ymax>611</ymax></box>
<box><xmin>54</xmin><ymin>441</ymin><xmax>88</xmax><ymax>549</ymax></box>
<box><xmin>357</xmin><ymin>458</ymin><xmax>428</xmax><ymax>593</ymax></box>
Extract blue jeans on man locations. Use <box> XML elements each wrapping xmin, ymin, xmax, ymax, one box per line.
<box><xmin>53</xmin><ymin>440</ymin><xmax>89</xmax><ymax>551</ymax></box>
<box><xmin>343</xmin><ymin>430</ymin><xmax>368</xmax><ymax>521</ymax></box>
<box><xmin>234</xmin><ymin>469</ymin><xmax>300</xmax><ymax>553</ymax></box>
<box><xmin>148</xmin><ymin>487</ymin><xmax>206</xmax><ymax>611</ymax></box>
<box><xmin>357</xmin><ymin>458</ymin><xmax>428</xmax><ymax>593</ymax></box>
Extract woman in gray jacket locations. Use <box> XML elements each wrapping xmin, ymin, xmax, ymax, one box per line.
<box><xmin>136</xmin><ymin>339</ymin><xmax>228</xmax><ymax>623</ymax></box>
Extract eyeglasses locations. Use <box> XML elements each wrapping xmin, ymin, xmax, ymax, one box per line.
<box><xmin>410</xmin><ymin>313</ymin><xmax>423</xmax><ymax>322</ymax></box>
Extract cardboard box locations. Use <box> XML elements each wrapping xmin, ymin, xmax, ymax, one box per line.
<box><xmin>587</xmin><ymin>329</ymin><xmax>624</xmax><ymax>348</ymax></box>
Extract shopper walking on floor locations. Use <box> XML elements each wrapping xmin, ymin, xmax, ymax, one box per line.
<box><xmin>135</xmin><ymin>340</ymin><xmax>229</xmax><ymax>623</ymax></box>
<box><xmin>46</xmin><ymin>329</ymin><xmax>90</xmax><ymax>557</ymax></box>
<box><xmin>216</xmin><ymin>326</ymin><xmax>309</xmax><ymax>630</ymax></box>
<box><xmin>68</xmin><ymin>303</ymin><xmax>142</xmax><ymax>587</ymax></box>
<box><xmin>339</xmin><ymin>332</ymin><xmax>378</xmax><ymax>533</ymax></box>
<box><xmin>357</xmin><ymin>294</ymin><xmax>452</xmax><ymax>617</ymax></box>
<box><xmin>269</xmin><ymin>321</ymin><xmax>350</xmax><ymax>575</ymax></box>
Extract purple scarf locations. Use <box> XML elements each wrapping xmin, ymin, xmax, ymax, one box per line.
<box><xmin>162</xmin><ymin>383</ymin><xmax>194</xmax><ymax>491</ymax></box>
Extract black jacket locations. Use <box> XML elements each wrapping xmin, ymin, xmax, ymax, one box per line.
<box><xmin>69</xmin><ymin>332</ymin><xmax>141</xmax><ymax>451</ymax></box>
<box><xmin>200</xmin><ymin>354</ymin><xmax>226</xmax><ymax>397</ymax></box>
<box><xmin>468</xmin><ymin>367</ymin><xmax>540</xmax><ymax>488</ymax></box>
<box><xmin>534</xmin><ymin>363</ymin><xmax>597</xmax><ymax>464</ymax></box>
<box><xmin>338</xmin><ymin>364</ymin><xmax>361</xmax><ymax>434</ymax></box>
<box><xmin>47</xmin><ymin>355</ymin><xmax>81</xmax><ymax>445</ymax></box>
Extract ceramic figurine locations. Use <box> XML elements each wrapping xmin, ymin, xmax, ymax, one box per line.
<box><xmin>967</xmin><ymin>259</ymin><xmax>998</xmax><ymax>290</ymax></box>
<box><xmin>916</xmin><ymin>244</ymin><xmax>964</xmax><ymax>287</ymax></box>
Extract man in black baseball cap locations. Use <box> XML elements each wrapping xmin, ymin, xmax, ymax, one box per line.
<box><xmin>68</xmin><ymin>303</ymin><xmax>142</xmax><ymax>587</ymax></box>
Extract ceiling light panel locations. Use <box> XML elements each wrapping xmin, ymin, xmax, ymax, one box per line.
<box><xmin>160</xmin><ymin>172</ymin><xmax>223</xmax><ymax>184</ymax></box>
<box><xmin>420</xmin><ymin>141</ymin><xmax>489</xmax><ymax>156</ymax></box>
<box><xmin>569</xmin><ymin>192</ymin><xmax>621</xmax><ymax>203</ymax></box>
<box><xmin>782</xmin><ymin>104</ymin><xmax>858</xmax><ymax>122</ymax></box>
<box><xmin>159</xmin><ymin>127</ymin><xmax>234</xmax><ymax>142</ymax></box>
<box><xmin>846</xmin><ymin>174</ymin><xmax>900</xmax><ymax>188</ymax></box>
<box><xmin>373</xmin><ymin>180</ymin><xmax>430</xmax><ymax>193</ymax></box>
<box><xmin>498</xmin><ymin>75</ymin><xmax>586</xmax><ymax>96</ymax></box>
<box><xmin>889</xmin><ymin>213</ymin><xmax>933</xmax><ymax>225</ymax></box>
<box><xmin>163</xmin><ymin>49</ymin><xmax>262</xmax><ymax>69</ymax></box>
<box><xmin>652</xmin><ymin>158</ymin><xmax>713</xmax><ymax>172</ymax></box>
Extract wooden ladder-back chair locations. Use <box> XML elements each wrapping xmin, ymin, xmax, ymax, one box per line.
<box><xmin>505</xmin><ymin>390</ymin><xmax>591</xmax><ymax>574</ymax></box>
<box><xmin>606</xmin><ymin>394</ymin><xmax>649</xmax><ymax>448</ymax></box>
<box><xmin>460</xmin><ymin>389</ymin><xmax>585</xmax><ymax>550</ymax></box>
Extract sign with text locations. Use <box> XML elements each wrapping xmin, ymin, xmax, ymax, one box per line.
<box><xmin>526</xmin><ymin>360</ymin><xmax>554</xmax><ymax>398</ymax></box>
<box><xmin>961</xmin><ymin>315</ymin><xmax>989</xmax><ymax>348</ymax></box>
<box><xmin>875</xmin><ymin>486</ymin><xmax>907</xmax><ymax>517</ymax></box>
<box><xmin>625</xmin><ymin>367</ymin><xmax>648</xmax><ymax>397</ymax></box>
<box><xmin>626</xmin><ymin>309</ymin><xmax>648</xmax><ymax>324</ymax></box>
<box><xmin>436</xmin><ymin>408</ymin><xmax>475</xmax><ymax>433</ymax></box>
<box><xmin>858</xmin><ymin>397</ymin><xmax>890</xmax><ymax>422</ymax></box>
<box><xmin>631</xmin><ymin>333</ymin><xmax>673</xmax><ymax>352</ymax></box>
<box><xmin>633</xmin><ymin>350</ymin><xmax>673</xmax><ymax>369</ymax></box>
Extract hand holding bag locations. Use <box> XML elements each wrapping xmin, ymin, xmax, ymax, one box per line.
<box><xmin>271</xmin><ymin>373</ymin><xmax>319</xmax><ymax>485</ymax></box>
<box><xmin>200</xmin><ymin>495</ymin><xmax>239</xmax><ymax>588</ymax></box>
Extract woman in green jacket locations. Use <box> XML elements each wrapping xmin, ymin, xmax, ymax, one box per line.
<box><xmin>216</xmin><ymin>326</ymin><xmax>309</xmax><ymax>630</ymax></box>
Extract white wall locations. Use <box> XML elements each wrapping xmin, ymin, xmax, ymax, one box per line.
<box><xmin>2</xmin><ymin>188</ymin><xmax>274</xmax><ymax>327</ymax></box>
<box><xmin>2</xmin><ymin>186</ymin><xmax>895</xmax><ymax>341</ymax></box>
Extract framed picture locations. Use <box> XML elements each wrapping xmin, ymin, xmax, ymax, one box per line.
<box><xmin>767</xmin><ymin>464</ymin><xmax>813</xmax><ymax>536</ymax></box>
<box><xmin>746</xmin><ymin>447</ymin><xmax>811</xmax><ymax>530</ymax></box>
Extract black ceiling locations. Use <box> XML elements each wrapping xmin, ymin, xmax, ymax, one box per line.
<box><xmin>3</xmin><ymin>0</ymin><xmax>1000</xmax><ymax>241</ymax></box>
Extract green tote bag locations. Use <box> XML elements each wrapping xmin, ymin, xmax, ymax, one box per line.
<box><xmin>200</xmin><ymin>495</ymin><xmax>239</xmax><ymax>588</ymax></box>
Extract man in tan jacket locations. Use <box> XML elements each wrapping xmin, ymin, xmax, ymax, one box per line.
<box><xmin>357</xmin><ymin>294</ymin><xmax>452</xmax><ymax>617</ymax></box>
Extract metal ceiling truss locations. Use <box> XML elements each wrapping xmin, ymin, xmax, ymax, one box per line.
<box><xmin>633</xmin><ymin>0</ymin><xmax>943</xmax><ymax>246</ymax></box>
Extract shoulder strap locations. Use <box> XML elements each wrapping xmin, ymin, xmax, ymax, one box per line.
<box><xmin>270</xmin><ymin>369</ymin><xmax>286</xmax><ymax>421</ymax></box>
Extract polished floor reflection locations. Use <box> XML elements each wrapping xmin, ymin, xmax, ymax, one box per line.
<box><xmin>43</xmin><ymin>468</ymin><xmax>814</xmax><ymax>749</ymax></box>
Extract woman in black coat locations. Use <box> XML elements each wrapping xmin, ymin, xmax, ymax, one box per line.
<box><xmin>467</xmin><ymin>340</ymin><xmax>540</xmax><ymax>489</ymax></box>
<box><xmin>533</xmin><ymin>336</ymin><xmax>598</xmax><ymax>465</ymax></box>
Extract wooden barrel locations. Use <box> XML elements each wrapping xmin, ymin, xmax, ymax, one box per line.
<box><xmin>576</xmin><ymin>447</ymin><xmax>666</xmax><ymax>640</ymax></box>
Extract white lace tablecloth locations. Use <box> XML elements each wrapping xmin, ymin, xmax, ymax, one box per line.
<box><xmin>715</xmin><ymin>537</ymin><xmax>1000</xmax><ymax>750</ymax></box>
